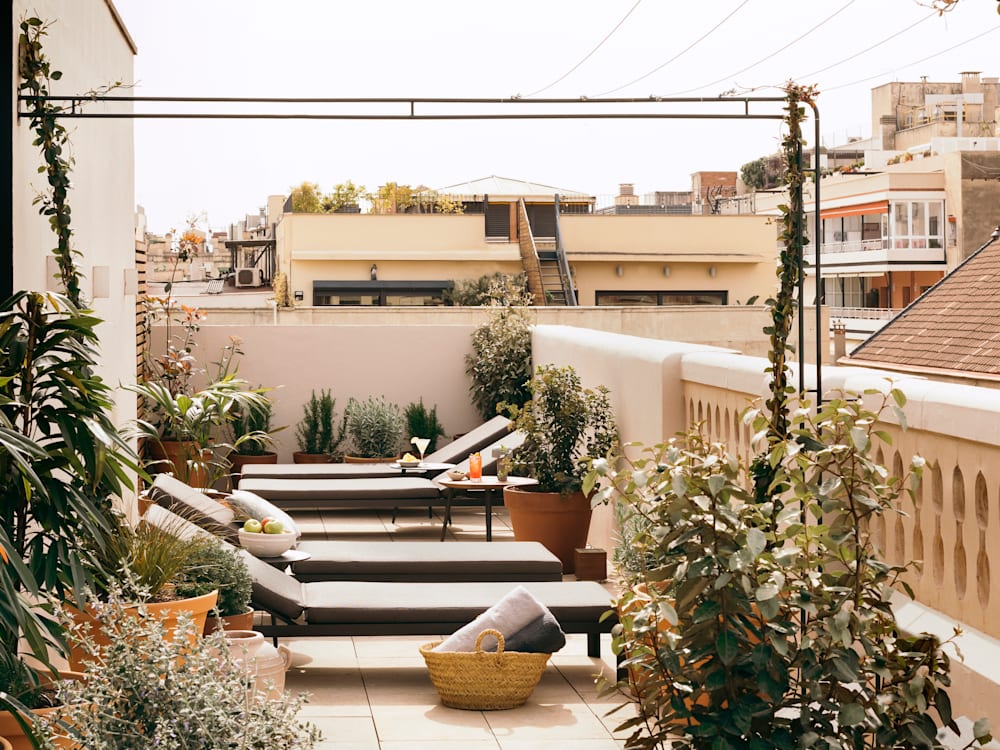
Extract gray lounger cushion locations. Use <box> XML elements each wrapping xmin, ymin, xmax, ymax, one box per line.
<box><xmin>299</xmin><ymin>580</ymin><xmax>612</xmax><ymax>626</ymax></box>
<box><xmin>291</xmin><ymin>540</ymin><xmax>562</xmax><ymax>582</ymax></box>
<box><xmin>236</xmin><ymin>476</ymin><xmax>441</xmax><ymax>509</ymax></box>
<box><xmin>148</xmin><ymin>474</ymin><xmax>239</xmax><ymax>542</ymax></box>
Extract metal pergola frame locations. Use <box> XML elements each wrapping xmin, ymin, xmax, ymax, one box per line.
<box><xmin>10</xmin><ymin>93</ymin><xmax>822</xmax><ymax>400</ymax></box>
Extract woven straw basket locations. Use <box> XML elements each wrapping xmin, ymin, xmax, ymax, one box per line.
<box><xmin>420</xmin><ymin>628</ymin><xmax>552</xmax><ymax>710</ymax></box>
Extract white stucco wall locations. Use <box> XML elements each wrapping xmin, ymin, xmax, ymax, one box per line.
<box><xmin>12</xmin><ymin>0</ymin><xmax>137</xmax><ymax>430</ymax></box>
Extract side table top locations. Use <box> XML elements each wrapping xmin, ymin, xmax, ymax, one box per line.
<box><xmin>437</xmin><ymin>475</ymin><xmax>538</xmax><ymax>490</ymax></box>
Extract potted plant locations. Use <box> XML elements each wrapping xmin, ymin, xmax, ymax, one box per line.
<box><xmin>0</xmin><ymin>291</ymin><xmax>139</xmax><ymax>749</ymax></box>
<box><xmin>344</xmin><ymin>395</ymin><xmax>405</xmax><ymax>462</ymax></box>
<box><xmin>226</xmin><ymin>392</ymin><xmax>283</xmax><ymax>482</ymax></box>
<box><xmin>174</xmin><ymin>541</ymin><xmax>255</xmax><ymax>634</ymax></box>
<box><xmin>67</xmin><ymin>510</ymin><xmax>221</xmax><ymax>671</ymax></box>
<box><xmin>501</xmin><ymin>364</ymin><xmax>617</xmax><ymax>572</ymax></box>
<box><xmin>43</xmin><ymin>592</ymin><xmax>321</xmax><ymax>749</ymax></box>
<box><xmin>404</xmin><ymin>397</ymin><xmax>446</xmax><ymax>454</ymax></box>
<box><xmin>294</xmin><ymin>389</ymin><xmax>346</xmax><ymax>463</ymax></box>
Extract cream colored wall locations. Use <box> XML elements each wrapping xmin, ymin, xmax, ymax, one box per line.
<box><xmin>12</xmin><ymin>0</ymin><xmax>138</xmax><ymax>432</ymax></box>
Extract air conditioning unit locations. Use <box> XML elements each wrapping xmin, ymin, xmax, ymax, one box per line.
<box><xmin>234</xmin><ymin>267</ymin><xmax>263</xmax><ymax>288</ymax></box>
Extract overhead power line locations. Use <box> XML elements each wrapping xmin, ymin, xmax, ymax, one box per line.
<box><xmin>824</xmin><ymin>23</ymin><xmax>1000</xmax><ymax>92</ymax></box>
<box><xmin>795</xmin><ymin>11</ymin><xmax>937</xmax><ymax>80</ymax></box>
<box><xmin>595</xmin><ymin>0</ymin><xmax>751</xmax><ymax>97</ymax></box>
<box><xmin>522</xmin><ymin>1</ymin><xmax>644</xmax><ymax>98</ymax></box>
<box><xmin>662</xmin><ymin>0</ymin><xmax>857</xmax><ymax>96</ymax></box>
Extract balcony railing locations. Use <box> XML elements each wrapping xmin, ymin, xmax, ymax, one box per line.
<box><xmin>827</xmin><ymin>306</ymin><xmax>895</xmax><ymax>321</ymax></box>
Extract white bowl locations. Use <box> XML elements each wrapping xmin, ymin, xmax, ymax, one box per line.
<box><xmin>238</xmin><ymin>528</ymin><xmax>296</xmax><ymax>557</ymax></box>
<box><xmin>446</xmin><ymin>469</ymin><xmax>468</xmax><ymax>481</ymax></box>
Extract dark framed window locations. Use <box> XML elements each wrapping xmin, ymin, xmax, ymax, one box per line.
<box><xmin>313</xmin><ymin>280</ymin><xmax>451</xmax><ymax>307</ymax></box>
<box><xmin>595</xmin><ymin>290</ymin><xmax>728</xmax><ymax>306</ymax></box>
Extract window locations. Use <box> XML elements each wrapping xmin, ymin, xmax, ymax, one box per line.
<box><xmin>313</xmin><ymin>280</ymin><xmax>451</xmax><ymax>307</ymax></box>
<box><xmin>595</xmin><ymin>290</ymin><xmax>728</xmax><ymax>306</ymax></box>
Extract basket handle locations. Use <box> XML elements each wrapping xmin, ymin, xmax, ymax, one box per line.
<box><xmin>475</xmin><ymin>628</ymin><xmax>505</xmax><ymax>658</ymax></box>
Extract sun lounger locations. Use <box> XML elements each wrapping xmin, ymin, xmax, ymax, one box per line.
<box><xmin>241</xmin><ymin>548</ymin><xmax>616</xmax><ymax>657</ymax></box>
<box><xmin>240</xmin><ymin>415</ymin><xmax>512</xmax><ymax>481</ymax></box>
<box><xmin>143</xmin><ymin>503</ymin><xmax>615</xmax><ymax>657</ymax></box>
<box><xmin>236</xmin><ymin>432</ymin><xmax>526</xmax><ymax>540</ymax></box>
<box><xmin>146</xmin><ymin>475</ymin><xmax>562</xmax><ymax>582</ymax></box>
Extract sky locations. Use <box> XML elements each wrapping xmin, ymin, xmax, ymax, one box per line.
<box><xmin>110</xmin><ymin>0</ymin><xmax>1000</xmax><ymax>234</ymax></box>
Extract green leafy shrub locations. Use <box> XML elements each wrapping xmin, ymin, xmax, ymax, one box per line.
<box><xmin>345</xmin><ymin>395</ymin><xmax>404</xmax><ymax>458</ymax></box>
<box><xmin>446</xmin><ymin>272</ymin><xmax>528</xmax><ymax>306</ymax></box>
<box><xmin>504</xmin><ymin>365</ymin><xmax>616</xmax><ymax>495</ymax></box>
<box><xmin>295</xmin><ymin>389</ymin><xmax>346</xmax><ymax>456</ymax></box>
<box><xmin>465</xmin><ymin>278</ymin><xmax>534</xmax><ymax>420</ymax></box>
<box><xmin>404</xmin><ymin>398</ymin><xmax>447</xmax><ymax>453</ymax></box>
<box><xmin>174</xmin><ymin>542</ymin><xmax>252</xmax><ymax>617</ymax></box>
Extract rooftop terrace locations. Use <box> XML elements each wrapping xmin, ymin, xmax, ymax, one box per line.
<box><xmin>280</xmin><ymin>505</ymin><xmax>622</xmax><ymax>750</ymax></box>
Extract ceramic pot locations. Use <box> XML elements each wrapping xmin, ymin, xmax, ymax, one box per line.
<box><xmin>227</xmin><ymin>452</ymin><xmax>278</xmax><ymax>489</ymax></box>
<box><xmin>0</xmin><ymin>671</ymin><xmax>86</xmax><ymax>750</ymax></box>
<box><xmin>502</xmin><ymin>487</ymin><xmax>592</xmax><ymax>573</ymax></box>
<box><xmin>292</xmin><ymin>451</ymin><xmax>330</xmax><ymax>464</ymax></box>
<box><xmin>343</xmin><ymin>454</ymin><xmax>396</xmax><ymax>463</ymax></box>
<box><xmin>223</xmin><ymin>630</ymin><xmax>292</xmax><ymax>700</ymax></box>
<box><xmin>67</xmin><ymin>590</ymin><xmax>219</xmax><ymax>671</ymax></box>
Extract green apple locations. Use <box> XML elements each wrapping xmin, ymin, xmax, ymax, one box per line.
<box><xmin>263</xmin><ymin>519</ymin><xmax>285</xmax><ymax>534</ymax></box>
<box><xmin>243</xmin><ymin>518</ymin><xmax>262</xmax><ymax>533</ymax></box>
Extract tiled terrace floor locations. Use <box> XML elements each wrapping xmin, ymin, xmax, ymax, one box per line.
<box><xmin>280</xmin><ymin>505</ymin><xmax>627</xmax><ymax>749</ymax></box>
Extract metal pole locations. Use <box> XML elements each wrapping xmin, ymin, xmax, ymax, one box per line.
<box><xmin>811</xmin><ymin>102</ymin><xmax>822</xmax><ymax>407</ymax></box>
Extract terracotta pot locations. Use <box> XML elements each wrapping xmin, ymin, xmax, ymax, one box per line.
<box><xmin>227</xmin><ymin>452</ymin><xmax>278</xmax><ymax>488</ymax></box>
<box><xmin>0</xmin><ymin>671</ymin><xmax>86</xmax><ymax>750</ymax></box>
<box><xmin>67</xmin><ymin>590</ymin><xmax>219</xmax><ymax>671</ymax></box>
<box><xmin>343</xmin><ymin>454</ymin><xmax>397</xmax><ymax>463</ymax></box>
<box><xmin>222</xmin><ymin>630</ymin><xmax>292</xmax><ymax>700</ymax></box>
<box><xmin>502</xmin><ymin>487</ymin><xmax>592</xmax><ymax>573</ymax></box>
<box><xmin>292</xmin><ymin>451</ymin><xmax>330</xmax><ymax>464</ymax></box>
<box><xmin>203</xmin><ymin>606</ymin><xmax>255</xmax><ymax>635</ymax></box>
<box><xmin>149</xmin><ymin>440</ymin><xmax>213</xmax><ymax>487</ymax></box>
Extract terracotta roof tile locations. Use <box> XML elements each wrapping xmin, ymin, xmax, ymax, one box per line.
<box><xmin>848</xmin><ymin>238</ymin><xmax>1000</xmax><ymax>375</ymax></box>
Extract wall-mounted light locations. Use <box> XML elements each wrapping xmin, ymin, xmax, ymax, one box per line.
<box><xmin>615</xmin><ymin>265</ymin><xmax>624</xmax><ymax>277</ymax></box>
<box><xmin>708</xmin><ymin>265</ymin><xmax>717</xmax><ymax>278</ymax></box>
<box><xmin>662</xmin><ymin>265</ymin><xmax>671</xmax><ymax>277</ymax></box>
<box><xmin>294</xmin><ymin>290</ymin><xmax>304</xmax><ymax>301</ymax></box>
<box><xmin>370</xmin><ymin>263</ymin><xmax>378</xmax><ymax>281</ymax></box>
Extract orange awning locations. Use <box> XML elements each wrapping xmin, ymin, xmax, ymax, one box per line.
<box><xmin>820</xmin><ymin>200</ymin><xmax>889</xmax><ymax>219</ymax></box>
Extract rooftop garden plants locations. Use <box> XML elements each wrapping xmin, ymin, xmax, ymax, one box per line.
<box><xmin>466</xmin><ymin>276</ymin><xmax>534</xmax><ymax>421</ymax></box>
<box><xmin>294</xmin><ymin>388</ymin><xmax>347</xmax><ymax>462</ymax></box>
<box><xmin>583</xmin><ymin>82</ymin><xmax>991</xmax><ymax>750</ymax></box>
<box><xmin>344</xmin><ymin>395</ymin><xmax>405</xmax><ymax>461</ymax></box>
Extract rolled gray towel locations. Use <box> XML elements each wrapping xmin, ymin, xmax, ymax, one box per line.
<box><xmin>483</xmin><ymin>611</ymin><xmax>566</xmax><ymax>654</ymax></box>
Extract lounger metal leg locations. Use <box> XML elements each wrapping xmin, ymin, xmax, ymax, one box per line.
<box><xmin>440</xmin><ymin>490</ymin><xmax>454</xmax><ymax>541</ymax></box>
<box><xmin>587</xmin><ymin>632</ymin><xmax>600</xmax><ymax>658</ymax></box>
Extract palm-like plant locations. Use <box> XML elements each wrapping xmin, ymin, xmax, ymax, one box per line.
<box><xmin>0</xmin><ymin>291</ymin><xmax>140</xmax><ymax>689</ymax></box>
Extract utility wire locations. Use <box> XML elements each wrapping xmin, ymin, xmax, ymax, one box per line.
<box><xmin>595</xmin><ymin>0</ymin><xmax>751</xmax><ymax>97</ymax></box>
<box><xmin>823</xmin><ymin>23</ymin><xmax>1000</xmax><ymax>92</ymax></box>
<box><xmin>662</xmin><ymin>0</ymin><xmax>857</xmax><ymax>96</ymax></box>
<box><xmin>796</xmin><ymin>11</ymin><xmax>937</xmax><ymax>80</ymax></box>
<box><xmin>523</xmin><ymin>0</ymin><xmax>644</xmax><ymax>97</ymax></box>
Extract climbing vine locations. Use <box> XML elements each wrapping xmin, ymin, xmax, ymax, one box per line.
<box><xmin>18</xmin><ymin>17</ymin><xmax>124</xmax><ymax>307</ymax></box>
<box><xmin>18</xmin><ymin>17</ymin><xmax>81</xmax><ymax>306</ymax></box>
<box><xmin>752</xmin><ymin>81</ymin><xmax>817</xmax><ymax>505</ymax></box>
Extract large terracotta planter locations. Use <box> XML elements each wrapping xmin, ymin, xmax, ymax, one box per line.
<box><xmin>203</xmin><ymin>606</ymin><xmax>255</xmax><ymax>636</ymax></box>
<box><xmin>67</xmin><ymin>590</ymin><xmax>219</xmax><ymax>671</ymax></box>
<box><xmin>227</xmin><ymin>452</ymin><xmax>278</xmax><ymax>488</ymax></box>
<box><xmin>0</xmin><ymin>671</ymin><xmax>86</xmax><ymax>750</ymax></box>
<box><xmin>293</xmin><ymin>451</ymin><xmax>330</xmax><ymax>464</ymax></box>
<box><xmin>149</xmin><ymin>440</ymin><xmax>213</xmax><ymax>487</ymax></box>
<box><xmin>502</xmin><ymin>487</ymin><xmax>592</xmax><ymax>573</ymax></box>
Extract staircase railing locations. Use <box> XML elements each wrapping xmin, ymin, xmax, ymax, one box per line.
<box><xmin>553</xmin><ymin>195</ymin><xmax>578</xmax><ymax>306</ymax></box>
<box><xmin>517</xmin><ymin>198</ymin><xmax>546</xmax><ymax>305</ymax></box>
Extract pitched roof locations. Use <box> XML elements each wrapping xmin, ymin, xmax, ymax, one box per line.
<box><xmin>433</xmin><ymin>175</ymin><xmax>593</xmax><ymax>199</ymax></box>
<box><xmin>847</xmin><ymin>232</ymin><xmax>1000</xmax><ymax>377</ymax></box>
